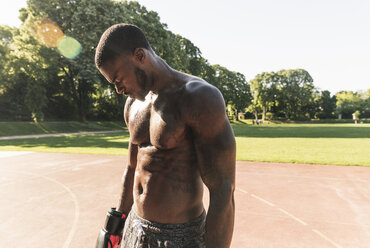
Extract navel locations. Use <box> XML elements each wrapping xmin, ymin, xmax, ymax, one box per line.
<box><xmin>138</xmin><ymin>183</ymin><xmax>143</xmax><ymax>195</ymax></box>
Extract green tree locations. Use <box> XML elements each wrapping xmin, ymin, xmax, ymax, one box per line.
<box><xmin>21</xmin><ymin>0</ymin><xmax>216</xmax><ymax>121</ymax></box>
<box><xmin>24</xmin><ymin>0</ymin><xmax>120</xmax><ymax>121</ymax></box>
<box><xmin>363</xmin><ymin>89</ymin><xmax>370</xmax><ymax>118</ymax></box>
<box><xmin>1</xmin><ymin>0</ymin><xmax>247</xmax><ymax>122</ymax></box>
<box><xmin>275</xmin><ymin>69</ymin><xmax>315</xmax><ymax>120</ymax></box>
<box><xmin>315</xmin><ymin>90</ymin><xmax>337</xmax><ymax>119</ymax></box>
<box><xmin>229</xmin><ymin>72</ymin><xmax>251</xmax><ymax>121</ymax></box>
<box><xmin>0</xmin><ymin>25</ymin><xmax>13</xmax><ymax>100</ymax></box>
<box><xmin>246</xmin><ymin>101</ymin><xmax>262</xmax><ymax>121</ymax></box>
<box><xmin>7</xmin><ymin>18</ymin><xmax>58</xmax><ymax>121</ymax></box>
<box><xmin>0</xmin><ymin>25</ymin><xmax>13</xmax><ymax>73</ymax></box>
<box><xmin>335</xmin><ymin>91</ymin><xmax>363</xmax><ymax>119</ymax></box>
<box><xmin>212</xmin><ymin>65</ymin><xmax>251</xmax><ymax>120</ymax></box>
<box><xmin>249</xmin><ymin>72</ymin><xmax>278</xmax><ymax>121</ymax></box>
<box><xmin>0</xmin><ymin>25</ymin><xmax>47</xmax><ymax>121</ymax></box>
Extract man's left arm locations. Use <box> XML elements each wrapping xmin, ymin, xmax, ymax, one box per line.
<box><xmin>186</xmin><ymin>83</ymin><xmax>236</xmax><ymax>248</ymax></box>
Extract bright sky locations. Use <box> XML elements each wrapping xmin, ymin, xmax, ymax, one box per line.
<box><xmin>1</xmin><ymin>0</ymin><xmax>369</xmax><ymax>94</ymax></box>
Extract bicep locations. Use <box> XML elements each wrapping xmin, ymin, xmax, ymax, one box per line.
<box><xmin>186</xmin><ymin>85</ymin><xmax>236</xmax><ymax>190</ymax></box>
<box><xmin>193</xmin><ymin>120</ymin><xmax>236</xmax><ymax>191</ymax></box>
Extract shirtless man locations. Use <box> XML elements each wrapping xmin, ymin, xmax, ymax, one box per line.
<box><xmin>94</xmin><ymin>24</ymin><xmax>236</xmax><ymax>248</ymax></box>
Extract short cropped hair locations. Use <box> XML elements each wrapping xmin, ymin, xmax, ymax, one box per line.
<box><xmin>95</xmin><ymin>24</ymin><xmax>151</xmax><ymax>68</ymax></box>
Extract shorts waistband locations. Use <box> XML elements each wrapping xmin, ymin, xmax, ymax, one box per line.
<box><xmin>129</xmin><ymin>209</ymin><xmax>206</xmax><ymax>235</ymax></box>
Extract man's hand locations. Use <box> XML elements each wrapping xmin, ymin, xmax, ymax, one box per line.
<box><xmin>96</xmin><ymin>231</ymin><xmax>121</xmax><ymax>248</ymax></box>
<box><xmin>96</xmin><ymin>208</ymin><xmax>127</xmax><ymax>248</ymax></box>
<box><xmin>109</xmin><ymin>235</ymin><xmax>121</xmax><ymax>248</ymax></box>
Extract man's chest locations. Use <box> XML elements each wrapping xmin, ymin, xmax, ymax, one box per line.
<box><xmin>127</xmin><ymin>97</ymin><xmax>187</xmax><ymax>149</ymax></box>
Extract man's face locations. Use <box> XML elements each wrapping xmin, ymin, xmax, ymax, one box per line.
<box><xmin>99</xmin><ymin>55</ymin><xmax>150</xmax><ymax>101</ymax></box>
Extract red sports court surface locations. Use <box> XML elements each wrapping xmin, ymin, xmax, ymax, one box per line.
<box><xmin>0</xmin><ymin>151</ymin><xmax>369</xmax><ymax>248</ymax></box>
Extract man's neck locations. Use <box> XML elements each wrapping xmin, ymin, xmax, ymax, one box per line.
<box><xmin>150</xmin><ymin>55</ymin><xmax>184</xmax><ymax>93</ymax></box>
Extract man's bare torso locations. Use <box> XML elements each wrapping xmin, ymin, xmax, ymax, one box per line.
<box><xmin>126</xmin><ymin>77</ymin><xmax>205</xmax><ymax>224</ymax></box>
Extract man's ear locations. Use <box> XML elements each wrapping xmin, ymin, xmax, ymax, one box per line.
<box><xmin>134</xmin><ymin>48</ymin><xmax>145</xmax><ymax>64</ymax></box>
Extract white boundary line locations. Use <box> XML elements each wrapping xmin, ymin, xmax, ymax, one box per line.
<box><xmin>278</xmin><ymin>208</ymin><xmax>307</xmax><ymax>226</ymax></box>
<box><xmin>312</xmin><ymin>229</ymin><xmax>343</xmax><ymax>248</ymax></box>
<box><xmin>235</xmin><ymin>187</ymin><xmax>248</xmax><ymax>194</ymax></box>
<box><xmin>251</xmin><ymin>194</ymin><xmax>275</xmax><ymax>207</ymax></box>
<box><xmin>0</xmin><ymin>170</ymin><xmax>79</xmax><ymax>248</ymax></box>
<box><xmin>35</xmin><ymin>173</ymin><xmax>80</xmax><ymax>248</ymax></box>
<box><xmin>237</xmin><ymin>186</ymin><xmax>342</xmax><ymax>248</ymax></box>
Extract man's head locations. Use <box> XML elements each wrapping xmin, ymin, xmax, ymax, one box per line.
<box><xmin>95</xmin><ymin>24</ymin><xmax>153</xmax><ymax>101</ymax></box>
<box><xmin>95</xmin><ymin>24</ymin><xmax>151</xmax><ymax>68</ymax></box>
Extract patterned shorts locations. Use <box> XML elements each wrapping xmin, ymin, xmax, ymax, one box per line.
<box><xmin>121</xmin><ymin>209</ymin><xmax>206</xmax><ymax>248</ymax></box>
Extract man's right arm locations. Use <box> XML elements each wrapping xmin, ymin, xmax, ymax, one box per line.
<box><xmin>96</xmin><ymin>142</ymin><xmax>136</xmax><ymax>248</ymax></box>
<box><xmin>95</xmin><ymin>98</ymin><xmax>137</xmax><ymax>248</ymax></box>
<box><xmin>117</xmin><ymin>97</ymin><xmax>137</xmax><ymax>213</ymax></box>
<box><xmin>116</xmin><ymin>142</ymin><xmax>137</xmax><ymax>213</ymax></box>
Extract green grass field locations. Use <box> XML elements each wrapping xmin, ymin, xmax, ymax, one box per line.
<box><xmin>0</xmin><ymin>123</ymin><xmax>369</xmax><ymax>166</ymax></box>
<box><xmin>0</xmin><ymin>121</ymin><xmax>125</xmax><ymax>136</ymax></box>
<box><xmin>233</xmin><ymin>124</ymin><xmax>370</xmax><ymax>166</ymax></box>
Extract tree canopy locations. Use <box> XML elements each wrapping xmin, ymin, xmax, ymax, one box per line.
<box><xmin>0</xmin><ymin>0</ymin><xmax>368</xmax><ymax>122</ymax></box>
<box><xmin>1</xmin><ymin>0</ymin><xmax>249</xmax><ymax>121</ymax></box>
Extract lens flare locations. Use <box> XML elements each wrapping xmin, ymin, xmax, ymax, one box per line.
<box><xmin>37</xmin><ymin>19</ymin><xmax>64</xmax><ymax>47</ymax></box>
<box><xmin>57</xmin><ymin>36</ymin><xmax>82</xmax><ymax>59</ymax></box>
<box><xmin>32</xmin><ymin>18</ymin><xmax>82</xmax><ymax>59</ymax></box>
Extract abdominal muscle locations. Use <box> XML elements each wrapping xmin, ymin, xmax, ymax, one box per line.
<box><xmin>132</xmin><ymin>145</ymin><xmax>205</xmax><ymax>224</ymax></box>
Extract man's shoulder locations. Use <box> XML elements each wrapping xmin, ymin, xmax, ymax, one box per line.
<box><xmin>181</xmin><ymin>77</ymin><xmax>226</xmax><ymax>123</ymax></box>
<box><xmin>183</xmin><ymin>77</ymin><xmax>223</xmax><ymax>103</ymax></box>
